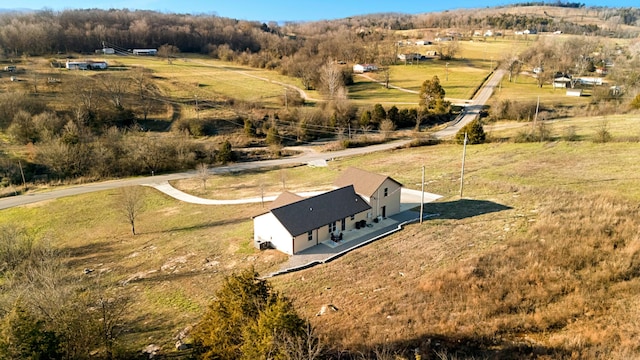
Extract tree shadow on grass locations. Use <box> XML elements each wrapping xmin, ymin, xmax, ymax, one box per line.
<box><xmin>63</xmin><ymin>241</ymin><xmax>116</xmax><ymax>268</ymax></box>
<box><xmin>142</xmin><ymin>216</ymin><xmax>249</xmax><ymax>235</ymax></box>
<box><xmin>340</xmin><ymin>332</ymin><xmax>571</xmax><ymax>360</ymax></box>
<box><xmin>426</xmin><ymin>199</ymin><xmax>512</xmax><ymax>220</ymax></box>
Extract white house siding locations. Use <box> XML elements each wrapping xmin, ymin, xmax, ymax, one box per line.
<box><xmin>254</xmin><ymin>212</ymin><xmax>294</xmax><ymax>255</ymax></box>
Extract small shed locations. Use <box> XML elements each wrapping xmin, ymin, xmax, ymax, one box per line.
<box><xmin>566</xmin><ymin>88</ymin><xmax>583</xmax><ymax>97</ymax></box>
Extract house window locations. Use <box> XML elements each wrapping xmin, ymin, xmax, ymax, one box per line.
<box><xmin>328</xmin><ymin>222</ymin><xmax>336</xmax><ymax>233</ymax></box>
<box><xmin>307</xmin><ymin>231</ymin><xmax>313</xmax><ymax>241</ymax></box>
<box><xmin>350</xmin><ymin>215</ymin><xmax>355</xmax><ymax>221</ymax></box>
<box><xmin>384</xmin><ymin>187</ymin><xmax>388</xmax><ymax>197</ymax></box>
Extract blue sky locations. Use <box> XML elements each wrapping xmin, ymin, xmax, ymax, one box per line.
<box><xmin>8</xmin><ymin>0</ymin><xmax>637</xmax><ymax>22</ymax></box>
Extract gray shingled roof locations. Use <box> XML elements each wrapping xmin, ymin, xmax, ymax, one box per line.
<box><xmin>270</xmin><ymin>185</ymin><xmax>371</xmax><ymax>237</ymax></box>
<box><xmin>333</xmin><ymin>167</ymin><xmax>403</xmax><ymax>198</ymax></box>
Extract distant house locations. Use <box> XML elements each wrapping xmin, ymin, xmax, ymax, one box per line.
<box><xmin>253</xmin><ymin>186</ymin><xmax>372</xmax><ymax>255</ymax></box>
<box><xmin>415</xmin><ymin>40</ymin><xmax>432</xmax><ymax>46</ymax></box>
<box><xmin>398</xmin><ymin>53</ymin><xmax>421</xmax><ymax>61</ymax></box>
<box><xmin>132</xmin><ymin>49</ymin><xmax>157</xmax><ymax>56</ymax></box>
<box><xmin>66</xmin><ymin>60</ymin><xmax>108</xmax><ymax>70</ymax></box>
<box><xmin>353</xmin><ymin>63</ymin><xmax>378</xmax><ymax>73</ymax></box>
<box><xmin>96</xmin><ymin>48</ymin><xmax>115</xmax><ymax>54</ymax></box>
<box><xmin>3</xmin><ymin>65</ymin><xmax>16</xmax><ymax>72</ymax></box>
<box><xmin>553</xmin><ymin>76</ymin><xmax>573</xmax><ymax>88</ymax></box>
<box><xmin>577</xmin><ymin>77</ymin><xmax>604</xmax><ymax>86</ymax></box>
<box><xmin>484</xmin><ymin>30</ymin><xmax>494</xmax><ymax>37</ymax></box>
<box><xmin>253</xmin><ymin>167</ymin><xmax>403</xmax><ymax>255</ymax></box>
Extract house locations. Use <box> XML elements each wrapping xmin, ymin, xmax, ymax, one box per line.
<box><xmin>353</xmin><ymin>63</ymin><xmax>378</xmax><ymax>73</ymax></box>
<box><xmin>415</xmin><ymin>40</ymin><xmax>431</xmax><ymax>46</ymax></box>
<box><xmin>333</xmin><ymin>167</ymin><xmax>403</xmax><ymax>220</ymax></box>
<box><xmin>253</xmin><ymin>167</ymin><xmax>403</xmax><ymax>255</ymax></box>
<box><xmin>398</xmin><ymin>53</ymin><xmax>421</xmax><ymax>61</ymax></box>
<box><xmin>484</xmin><ymin>30</ymin><xmax>494</xmax><ymax>37</ymax></box>
<box><xmin>577</xmin><ymin>77</ymin><xmax>603</xmax><ymax>86</ymax></box>
<box><xmin>253</xmin><ymin>186</ymin><xmax>372</xmax><ymax>255</ymax></box>
<box><xmin>132</xmin><ymin>49</ymin><xmax>157</xmax><ymax>56</ymax></box>
<box><xmin>95</xmin><ymin>48</ymin><xmax>115</xmax><ymax>54</ymax></box>
<box><xmin>3</xmin><ymin>65</ymin><xmax>16</xmax><ymax>72</ymax></box>
<box><xmin>65</xmin><ymin>60</ymin><xmax>108</xmax><ymax>70</ymax></box>
<box><xmin>553</xmin><ymin>76</ymin><xmax>573</xmax><ymax>88</ymax></box>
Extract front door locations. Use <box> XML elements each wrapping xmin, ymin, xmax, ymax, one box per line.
<box><xmin>382</xmin><ymin>206</ymin><xmax>386</xmax><ymax>218</ymax></box>
<box><xmin>341</xmin><ymin>218</ymin><xmax>346</xmax><ymax>231</ymax></box>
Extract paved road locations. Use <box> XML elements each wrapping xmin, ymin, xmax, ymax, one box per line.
<box><xmin>0</xmin><ymin>140</ymin><xmax>411</xmax><ymax>210</ymax></box>
<box><xmin>0</xmin><ymin>70</ymin><xmax>504</xmax><ymax>210</ymax></box>
<box><xmin>434</xmin><ymin>69</ymin><xmax>505</xmax><ymax>139</ymax></box>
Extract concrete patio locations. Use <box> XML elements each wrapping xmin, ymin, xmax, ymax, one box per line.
<box><xmin>267</xmin><ymin>208</ymin><xmax>436</xmax><ymax>277</ymax></box>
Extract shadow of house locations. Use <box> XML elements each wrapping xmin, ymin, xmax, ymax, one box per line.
<box><xmin>426</xmin><ymin>199</ymin><xmax>512</xmax><ymax>220</ymax></box>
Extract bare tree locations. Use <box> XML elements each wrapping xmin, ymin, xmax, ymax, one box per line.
<box><xmin>380</xmin><ymin>119</ymin><xmax>396</xmax><ymax>140</ymax></box>
<box><xmin>118</xmin><ymin>186</ymin><xmax>144</xmax><ymax>235</ymax></box>
<box><xmin>99</xmin><ymin>73</ymin><xmax>130</xmax><ymax>109</ymax></box>
<box><xmin>95</xmin><ymin>287</ymin><xmax>129</xmax><ymax>360</ymax></box>
<box><xmin>320</xmin><ymin>60</ymin><xmax>343</xmax><ymax>99</ymax></box>
<box><xmin>158</xmin><ymin>43</ymin><xmax>180</xmax><ymax>64</ymax></box>
<box><xmin>197</xmin><ymin>162</ymin><xmax>210</xmax><ymax>190</ymax></box>
<box><xmin>132</xmin><ymin>67</ymin><xmax>162</xmax><ymax>121</ymax></box>
<box><xmin>278</xmin><ymin>322</ymin><xmax>325</xmax><ymax>360</ymax></box>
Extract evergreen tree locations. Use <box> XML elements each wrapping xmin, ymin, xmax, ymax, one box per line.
<box><xmin>359</xmin><ymin>110</ymin><xmax>372</xmax><ymax>129</ymax></box>
<box><xmin>456</xmin><ymin>119</ymin><xmax>486</xmax><ymax>144</ymax></box>
<box><xmin>0</xmin><ymin>303</ymin><xmax>62</xmax><ymax>360</ymax></box>
<box><xmin>216</xmin><ymin>140</ymin><xmax>234</xmax><ymax>164</ymax></box>
<box><xmin>192</xmin><ymin>268</ymin><xmax>314</xmax><ymax>360</ymax></box>
<box><xmin>387</xmin><ymin>105</ymin><xmax>399</xmax><ymax>125</ymax></box>
<box><xmin>419</xmin><ymin>76</ymin><xmax>448</xmax><ymax>114</ymax></box>
<box><xmin>371</xmin><ymin>104</ymin><xmax>386</xmax><ymax>127</ymax></box>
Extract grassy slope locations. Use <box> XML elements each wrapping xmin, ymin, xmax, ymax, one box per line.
<box><xmin>270</xmin><ymin>118</ymin><xmax>640</xmax><ymax>358</ymax></box>
<box><xmin>2</xmin><ymin>115</ymin><xmax>640</xmax><ymax>357</ymax></box>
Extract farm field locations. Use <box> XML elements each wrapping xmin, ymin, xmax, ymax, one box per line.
<box><xmin>2</xmin><ymin>114</ymin><xmax>640</xmax><ymax>356</ymax></box>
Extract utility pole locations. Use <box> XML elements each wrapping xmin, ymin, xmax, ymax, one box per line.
<box><xmin>459</xmin><ymin>132</ymin><xmax>468</xmax><ymax>198</ymax></box>
<box><xmin>195</xmin><ymin>94</ymin><xmax>199</xmax><ymax>120</ymax></box>
<box><xmin>420</xmin><ymin>165</ymin><xmax>425</xmax><ymax>224</ymax></box>
<box><xmin>533</xmin><ymin>95</ymin><xmax>540</xmax><ymax>128</ymax></box>
<box><xmin>18</xmin><ymin>160</ymin><xmax>26</xmax><ymax>192</ymax></box>
<box><xmin>284</xmin><ymin>89</ymin><xmax>288</xmax><ymax>109</ymax></box>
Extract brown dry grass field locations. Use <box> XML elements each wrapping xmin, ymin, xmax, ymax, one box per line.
<box><xmin>2</xmin><ymin>114</ymin><xmax>640</xmax><ymax>357</ymax></box>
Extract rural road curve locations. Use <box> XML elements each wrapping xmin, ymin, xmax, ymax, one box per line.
<box><xmin>0</xmin><ymin>70</ymin><xmax>503</xmax><ymax>210</ymax></box>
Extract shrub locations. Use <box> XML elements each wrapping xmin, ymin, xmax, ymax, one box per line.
<box><xmin>593</xmin><ymin>121</ymin><xmax>612</xmax><ymax>143</ymax></box>
<box><xmin>563</xmin><ymin>126</ymin><xmax>579</xmax><ymax>141</ymax></box>
<box><xmin>630</xmin><ymin>94</ymin><xmax>640</xmax><ymax>109</ymax></box>
<box><xmin>456</xmin><ymin>119</ymin><xmax>486</xmax><ymax>144</ymax></box>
